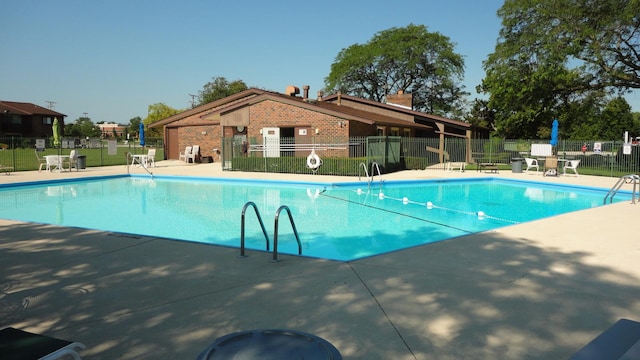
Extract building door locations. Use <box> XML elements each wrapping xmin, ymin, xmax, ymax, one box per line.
<box><xmin>167</xmin><ymin>127</ymin><xmax>179</xmax><ymax>159</ymax></box>
<box><xmin>262</xmin><ymin>127</ymin><xmax>280</xmax><ymax>157</ymax></box>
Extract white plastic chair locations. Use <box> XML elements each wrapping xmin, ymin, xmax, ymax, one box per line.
<box><xmin>35</xmin><ymin>150</ymin><xmax>47</xmax><ymax>172</ymax></box>
<box><xmin>179</xmin><ymin>146</ymin><xmax>192</xmax><ymax>163</ymax></box>
<box><xmin>563</xmin><ymin>159</ymin><xmax>580</xmax><ymax>176</ymax></box>
<box><xmin>524</xmin><ymin>158</ymin><xmax>539</xmax><ymax>173</ymax></box>
<box><xmin>146</xmin><ymin>148</ymin><xmax>156</xmax><ymax>167</ymax></box>
<box><xmin>67</xmin><ymin>150</ymin><xmax>79</xmax><ymax>171</ymax></box>
<box><xmin>447</xmin><ymin>162</ymin><xmax>465</xmax><ymax>172</ymax></box>
<box><xmin>187</xmin><ymin>145</ymin><xmax>200</xmax><ymax>163</ymax></box>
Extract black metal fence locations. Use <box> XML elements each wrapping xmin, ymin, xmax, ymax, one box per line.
<box><xmin>2</xmin><ymin>134</ymin><xmax>637</xmax><ymax>178</ymax></box>
<box><xmin>224</xmin><ymin>136</ymin><xmax>640</xmax><ymax>177</ymax></box>
<box><xmin>0</xmin><ymin>135</ymin><xmax>164</xmax><ymax>171</ymax></box>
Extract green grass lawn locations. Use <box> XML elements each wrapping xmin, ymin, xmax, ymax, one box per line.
<box><xmin>0</xmin><ymin>147</ymin><xmax>164</xmax><ymax>171</ymax></box>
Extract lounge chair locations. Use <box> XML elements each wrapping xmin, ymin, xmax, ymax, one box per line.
<box><xmin>524</xmin><ymin>158</ymin><xmax>539</xmax><ymax>173</ymax></box>
<box><xmin>35</xmin><ymin>150</ymin><xmax>47</xmax><ymax>172</ymax></box>
<box><xmin>187</xmin><ymin>145</ymin><xmax>200</xmax><ymax>163</ymax></box>
<box><xmin>543</xmin><ymin>156</ymin><xmax>559</xmax><ymax>177</ymax></box>
<box><xmin>563</xmin><ymin>159</ymin><xmax>580</xmax><ymax>176</ymax></box>
<box><xmin>146</xmin><ymin>148</ymin><xmax>156</xmax><ymax>167</ymax></box>
<box><xmin>0</xmin><ymin>164</ymin><xmax>13</xmax><ymax>175</ymax></box>
<box><xmin>447</xmin><ymin>162</ymin><xmax>466</xmax><ymax>172</ymax></box>
<box><xmin>0</xmin><ymin>327</ymin><xmax>85</xmax><ymax>360</ymax></box>
<box><xmin>178</xmin><ymin>146</ymin><xmax>192</xmax><ymax>163</ymax></box>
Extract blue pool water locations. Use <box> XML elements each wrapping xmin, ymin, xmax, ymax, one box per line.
<box><xmin>0</xmin><ymin>176</ymin><xmax>630</xmax><ymax>261</ymax></box>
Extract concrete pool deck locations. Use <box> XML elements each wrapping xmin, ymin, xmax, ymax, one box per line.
<box><xmin>1</xmin><ymin>161</ymin><xmax>639</xmax><ymax>359</ymax></box>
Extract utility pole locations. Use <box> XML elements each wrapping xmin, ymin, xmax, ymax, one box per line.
<box><xmin>45</xmin><ymin>101</ymin><xmax>56</xmax><ymax>110</ymax></box>
<box><xmin>189</xmin><ymin>94</ymin><xmax>197</xmax><ymax>108</ymax></box>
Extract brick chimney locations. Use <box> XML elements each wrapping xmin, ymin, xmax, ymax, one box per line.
<box><xmin>303</xmin><ymin>85</ymin><xmax>310</xmax><ymax>101</ymax></box>
<box><xmin>386</xmin><ymin>90</ymin><xmax>413</xmax><ymax>110</ymax></box>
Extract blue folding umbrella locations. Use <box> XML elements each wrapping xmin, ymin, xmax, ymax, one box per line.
<box><xmin>550</xmin><ymin>119</ymin><xmax>559</xmax><ymax>146</ymax></box>
<box><xmin>139</xmin><ymin>122</ymin><xmax>145</xmax><ymax>146</ymax></box>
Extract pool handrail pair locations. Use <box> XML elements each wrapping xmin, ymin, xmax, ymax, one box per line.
<box><xmin>358</xmin><ymin>162</ymin><xmax>383</xmax><ymax>193</ymax></box>
<box><xmin>240</xmin><ymin>201</ymin><xmax>301</xmax><ymax>262</ymax></box>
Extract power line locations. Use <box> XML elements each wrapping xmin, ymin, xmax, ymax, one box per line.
<box><xmin>45</xmin><ymin>101</ymin><xmax>56</xmax><ymax>110</ymax></box>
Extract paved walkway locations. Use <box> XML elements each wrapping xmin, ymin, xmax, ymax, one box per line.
<box><xmin>1</xmin><ymin>162</ymin><xmax>639</xmax><ymax>359</ymax></box>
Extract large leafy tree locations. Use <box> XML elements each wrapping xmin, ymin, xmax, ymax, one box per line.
<box><xmin>64</xmin><ymin>116</ymin><xmax>101</xmax><ymax>138</ymax></box>
<box><xmin>324</xmin><ymin>24</ymin><xmax>468</xmax><ymax>117</ymax></box>
<box><xmin>197</xmin><ymin>77</ymin><xmax>248</xmax><ymax>106</ymax></box>
<box><xmin>144</xmin><ymin>103</ymin><xmax>180</xmax><ymax>137</ymax></box>
<box><xmin>482</xmin><ymin>0</ymin><xmax>640</xmax><ymax>138</ymax></box>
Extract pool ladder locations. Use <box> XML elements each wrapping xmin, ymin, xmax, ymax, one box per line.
<box><xmin>239</xmin><ymin>202</ymin><xmax>302</xmax><ymax>262</ymax></box>
<box><xmin>604</xmin><ymin>174</ymin><xmax>640</xmax><ymax>204</ymax></box>
<box><xmin>358</xmin><ymin>162</ymin><xmax>383</xmax><ymax>192</ymax></box>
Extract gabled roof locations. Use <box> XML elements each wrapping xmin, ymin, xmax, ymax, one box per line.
<box><xmin>321</xmin><ymin>93</ymin><xmax>471</xmax><ymax>129</ymax></box>
<box><xmin>0</xmin><ymin>101</ymin><xmax>66</xmax><ymax>117</ymax></box>
<box><xmin>211</xmin><ymin>91</ymin><xmax>431</xmax><ymax>129</ymax></box>
<box><xmin>149</xmin><ymin>88</ymin><xmax>267</xmax><ymax>128</ymax></box>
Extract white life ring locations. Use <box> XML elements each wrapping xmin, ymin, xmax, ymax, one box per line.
<box><xmin>307</xmin><ymin>151</ymin><xmax>321</xmax><ymax>169</ymax></box>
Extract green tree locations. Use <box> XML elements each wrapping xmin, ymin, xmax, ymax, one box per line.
<box><xmin>197</xmin><ymin>77</ymin><xmax>248</xmax><ymax>106</ymax></box>
<box><xmin>144</xmin><ymin>103</ymin><xmax>180</xmax><ymax>137</ymax></box>
<box><xmin>324</xmin><ymin>24</ymin><xmax>468</xmax><ymax>117</ymax></box>
<box><xmin>64</xmin><ymin>116</ymin><xmax>101</xmax><ymax>138</ymax></box>
<box><xmin>127</xmin><ymin>116</ymin><xmax>142</xmax><ymax>140</ymax></box>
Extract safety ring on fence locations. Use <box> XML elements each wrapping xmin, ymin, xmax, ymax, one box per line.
<box><xmin>307</xmin><ymin>151</ymin><xmax>322</xmax><ymax>170</ymax></box>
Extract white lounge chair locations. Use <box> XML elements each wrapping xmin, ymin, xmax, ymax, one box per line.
<box><xmin>179</xmin><ymin>146</ymin><xmax>192</xmax><ymax>163</ymax></box>
<box><xmin>447</xmin><ymin>162</ymin><xmax>466</xmax><ymax>172</ymax></box>
<box><xmin>563</xmin><ymin>159</ymin><xmax>580</xmax><ymax>176</ymax></box>
<box><xmin>524</xmin><ymin>158</ymin><xmax>539</xmax><ymax>173</ymax></box>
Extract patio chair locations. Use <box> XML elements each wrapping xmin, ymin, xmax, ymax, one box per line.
<box><xmin>178</xmin><ymin>146</ymin><xmax>192</xmax><ymax>163</ymax></box>
<box><xmin>0</xmin><ymin>327</ymin><xmax>85</xmax><ymax>360</ymax></box>
<box><xmin>563</xmin><ymin>159</ymin><xmax>580</xmax><ymax>176</ymax></box>
<box><xmin>524</xmin><ymin>158</ymin><xmax>539</xmax><ymax>173</ymax></box>
<box><xmin>66</xmin><ymin>150</ymin><xmax>79</xmax><ymax>171</ymax></box>
<box><xmin>146</xmin><ymin>148</ymin><xmax>156</xmax><ymax>167</ymax></box>
<box><xmin>187</xmin><ymin>145</ymin><xmax>200</xmax><ymax>163</ymax></box>
<box><xmin>35</xmin><ymin>150</ymin><xmax>47</xmax><ymax>172</ymax></box>
<box><xmin>543</xmin><ymin>156</ymin><xmax>559</xmax><ymax>177</ymax></box>
<box><xmin>447</xmin><ymin>162</ymin><xmax>466</xmax><ymax>172</ymax></box>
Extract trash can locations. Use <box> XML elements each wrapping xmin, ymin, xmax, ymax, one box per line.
<box><xmin>77</xmin><ymin>155</ymin><xmax>86</xmax><ymax>169</ymax></box>
<box><xmin>511</xmin><ymin>158</ymin><xmax>523</xmax><ymax>173</ymax></box>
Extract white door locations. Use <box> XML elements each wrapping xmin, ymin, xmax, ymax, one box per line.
<box><xmin>262</xmin><ymin>127</ymin><xmax>280</xmax><ymax>157</ymax></box>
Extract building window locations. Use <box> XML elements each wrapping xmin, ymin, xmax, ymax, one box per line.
<box><xmin>42</xmin><ymin>117</ymin><xmax>53</xmax><ymax>125</ymax></box>
<box><xmin>403</xmin><ymin>129</ymin><xmax>411</xmax><ymax>137</ymax></box>
<box><xmin>376</xmin><ymin>126</ymin><xmax>385</xmax><ymax>136</ymax></box>
<box><xmin>390</xmin><ymin>127</ymin><xmax>400</xmax><ymax>136</ymax></box>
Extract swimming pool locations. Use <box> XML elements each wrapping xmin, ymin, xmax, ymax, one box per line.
<box><xmin>0</xmin><ymin>176</ymin><xmax>630</xmax><ymax>261</ymax></box>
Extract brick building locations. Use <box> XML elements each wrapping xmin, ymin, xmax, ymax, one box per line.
<box><xmin>0</xmin><ymin>101</ymin><xmax>67</xmax><ymax>137</ymax></box>
<box><xmin>150</xmin><ymin>86</ymin><xmax>482</xmax><ymax>162</ymax></box>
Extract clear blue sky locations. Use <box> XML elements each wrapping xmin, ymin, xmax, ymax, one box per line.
<box><xmin>2</xmin><ymin>0</ymin><xmax>638</xmax><ymax>124</ymax></box>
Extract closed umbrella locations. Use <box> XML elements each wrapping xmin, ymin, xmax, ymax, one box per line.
<box><xmin>139</xmin><ymin>122</ymin><xmax>145</xmax><ymax>147</ymax></box>
<box><xmin>550</xmin><ymin>119</ymin><xmax>559</xmax><ymax>147</ymax></box>
<box><xmin>52</xmin><ymin>117</ymin><xmax>61</xmax><ymax>148</ymax></box>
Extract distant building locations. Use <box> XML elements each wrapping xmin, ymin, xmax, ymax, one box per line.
<box><xmin>0</xmin><ymin>101</ymin><xmax>67</xmax><ymax>137</ymax></box>
<box><xmin>98</xmin><ymin>122</ymin><xmax>127</xmax><ymax>138</ymax></box>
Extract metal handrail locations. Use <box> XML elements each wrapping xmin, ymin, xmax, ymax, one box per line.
<box><xmin>125</xmin><ymin>152</ymin><xmax>154</xmax><ymax>178</ymax></box>
<box><xmin>358</xmin><ymin>162</ymin><xmax>370</xmax><ymax>188</ymax></box>
<box><xmin>271</xmin><ymin>205</ymin><xmax>301</xmax><ymax>262</ymax></box>
<box><xmin>239</xmin><ymin>201</ymin><xmax>270</xmax><ymax>257</ymax></box>
<box><xmin>604</xmin><ymin>174</ymin><xmax>639</xmax><ymax>204</ymax></box>
<box><xmin>371</xmin><ymin>162</ymin><xmax>383</xmax><ymax>193</ymax></box>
